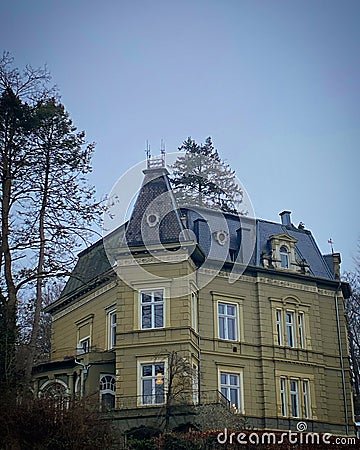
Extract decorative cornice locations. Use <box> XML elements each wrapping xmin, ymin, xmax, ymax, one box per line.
<box><xmin>117</xmin><ymin>253</ymin><xmax>190</xmax><ymax>266</ymax></box>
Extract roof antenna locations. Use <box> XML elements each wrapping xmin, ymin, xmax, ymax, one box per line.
<box><xmin>146</xmin><ymin>140</ymin><xmax>151</xmax><ymax>168</ymax></box>
<box><xmin>160</xmin><ymin>138</ymin><xmax>166</xmax><ymax>167</ymax></box>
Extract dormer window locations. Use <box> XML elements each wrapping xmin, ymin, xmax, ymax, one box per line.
<box><xmin>280</xmin><ymin>246</ymin><xmax>289</xmax><ymax>268</ymax></box>
<box><xmin>266</xmin><ymin>233</ymin><xmax>300</xmax><ymax>272</ymax></box>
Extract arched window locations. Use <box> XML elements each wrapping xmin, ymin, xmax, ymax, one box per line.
<box><xmin>39</xmin><ymin>380</ymin><xmax>69</xmax><ymax>409</ymax></box>
<box><xmin>280</xmin><ymin>246</ymin><xmax>289</xmax><ymax>268</ymax></box>
<box><xmin>100</xmin><ymin>374</ymin><xmax>116</xmax><ymax>410</ymax></box>
<box><xmin>40</xmin><ymin>380</ymin><xmax>68</xmax><ymax>399</ymax></box>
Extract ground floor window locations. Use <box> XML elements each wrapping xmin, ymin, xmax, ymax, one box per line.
<box><xmin>279</xmin><ymin>376</ymin><xmax>312</xmax><ymax>419</ymax></box>
<box><xmin>220</xmin><ymin>371</ymin><xmax>241</xmax><ymax>412</ymax></box>
<box><xmin>141</xmin><ymin>363</ymin><xmax>165</xmax><ymax>405</ymax></box>
<box><xmin>99</xmin><ymin>374</ymin><xmax>116</xmax><ymax>410</ymax></box>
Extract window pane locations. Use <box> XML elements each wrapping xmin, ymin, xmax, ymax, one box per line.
<box><xmin>154</xmin><ymin>290</ymin><xmax>163</xmax><ymax>302</ymax></box>
<box><xmin>218</xmin><ymin>303</ymin><xmax>225</xmax><ymax>314</ymax></box>
<box><xmin>230</xmin><ymin>388</ymin><xmax>239</xmax><ymax>408</ymax></box>
<box><xmin>142</xmin><ymin>379</ymin><xmax>152</xmax><ymax>404</ymax></box>
<box><xmin>226</xmin><ymin>305</ymin><xmax>235</xmax><ymax>316</ymax></box>
<box><xmin>228</xmin><ymin>318</ymin><xmax>236</xmax><ymax>340</ymax></box>
<box><xmin>142</xmin><ymin>365</ymin><xmax>152</xmax><ymax>377</ymax></box>
<box><xmin>155</xmin><ymin>363</ymin><xmax>164</xmax><ymax>375</ymax></box>
<box><xmin>155</xmin><ymin>383</ymin><xmax>164</xmax><ymax>403</ymax></box>
<box><xmin>142</xmin><ymin>293</ymin><xmax>152</xmax><ymax>303</ymax></box>
<box><xmin>290</xmin><ymin>380</ymin><xmax>299</xmax><ymax>417</ymax></box>
<box><xmin>230</xmin><ymin>374</ymin><xmax>238</xmax><ymax>386</ymax></box>
<box><xmin>142</xmin><ymin>305</ymin><xmax>151</xmax><ymax>328</ymax></box>
<box><xmin>154</xmin><ymin>304</ymin><xmax>163</xmax><ymax>327</ymax></box>
<box><xmin>221</xmin><ymin>373</ymin><xmax>227</xmax><ymax>385</ymax></box>
<box><xmin>219</xmin><ymin>317</ymin><xmax>225</xmax><ymax>339</ymax></box>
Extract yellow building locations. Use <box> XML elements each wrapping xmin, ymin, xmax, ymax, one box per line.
<box><xmin>32</xmin><ymin>159</ymin><xmax>353</xmax><ymax>435</ymax></box>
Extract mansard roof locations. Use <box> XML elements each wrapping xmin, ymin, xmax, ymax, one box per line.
<box><xmin>54</xmin><ymin>165</ymin><xmax>341</xmax><ymax>308</ymax></box>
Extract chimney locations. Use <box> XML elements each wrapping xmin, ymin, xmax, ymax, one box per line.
<box><xmin>279</xmin><ymin>210</ymin><xmax>292</xmax><ymax>226</ymax></box>
<box><xmin>332</xmin><ymin>252</ymin><xmax>341</xmax><ymax>280</ymax></box>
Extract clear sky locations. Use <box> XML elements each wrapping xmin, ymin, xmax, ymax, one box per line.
<box><xmin>2</xmin><ymin>0</ymin><xmax>359</xmax><ymax>273</ymax></box>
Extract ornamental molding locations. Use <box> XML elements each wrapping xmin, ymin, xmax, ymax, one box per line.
<box><xmin>53</xmin><ymin>281</ymin><xmax>117</xmax><ymax>321</ymax></box>
<box><xmin>256</xmin><ymin>276</ymin><xmax>334</xmax><ymax>296</ymax></box>
<box><xmin>116</xmin><ymin>253</ymin><xmax>190</xmax><ymax>266</ymax></box>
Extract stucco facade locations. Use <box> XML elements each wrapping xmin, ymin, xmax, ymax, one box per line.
<box><xmin>32</xmin><ymin>162</ymin><xmax>353</xmax><ymax>435</ymax></box>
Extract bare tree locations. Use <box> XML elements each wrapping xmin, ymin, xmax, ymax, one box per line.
<box><xmin>0</xmin><ymin>52</ymin><xmax>101</xmax><ymax>392</ymax></box>
<box><xmin>155</xmin><ymin>350</ymin><xmax>196</xmax><ymax>431</ymax></box>
<box><xmin>344</xmin><ymin>252</ymin><xmax>360</xmax><ymax>412</ymax></box>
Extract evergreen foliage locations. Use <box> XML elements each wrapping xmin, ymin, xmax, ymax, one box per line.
<box><xmin>170</xmin><ymin>137</ymin><xmax>243</xmax><ymax>214</ymax></box>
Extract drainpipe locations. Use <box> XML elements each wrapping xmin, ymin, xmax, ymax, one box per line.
<box><xmin>334</xmin><ymin>284</ymin><xmax>349</xmax><ymax>434</ymax></box>
<box><xmin>75</xmin><ymin>358</ymin><xmax>89</xmax><ymax>398</ymax></box>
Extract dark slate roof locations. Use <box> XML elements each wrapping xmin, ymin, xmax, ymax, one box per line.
<box><xmin>58</xmin><ymin>225</ymin><xmax>125</xmax><ymax>300</ymax></box>
<box><xmin>255</xmin><ymin>220</ymin><xmax>334</xmax><ymax>279</ymax></box>
<box><xmin>56</xmin><ymin>167</ymin><xmax>337</xmax><ymax>306</ymax></box>
<box><xmin>125</xmin><ymin>167</ymin><xmax>184</xmax><ymax>247</ymax></box>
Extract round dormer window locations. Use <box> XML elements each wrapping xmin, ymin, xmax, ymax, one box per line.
<box><xmin>214</xmin><ymin>230</ymin><xmax>228</xmax><ymax>245</ymax></box>
<box><xmin>146</xmin><ymin>213</ymin><xmax>159</xmax><ymax>227</ymax></box>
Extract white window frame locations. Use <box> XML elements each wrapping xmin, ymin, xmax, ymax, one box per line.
<box><xmin>140</xmin><ymin>289</ymin><xmax>165</xmax><ymax>330</ymax></box>
<box><xmin>286</xmin><ymin>311</ymin><xmax>296</xmax><ymax>348</ymax></box>
<box><xmin>280</xmin><ymin>377</ymin><xmax>287</xmax><ymax>416</ymax></box>
<box><xmin>191</xmin><ymin>292</ymin><xmax>198</xmax><ymax>332</ymax></box>
<box><xmin>298</xmin><ymin>312</ymin><xmax>305</xmax><ymax>349</ymax></box>
<box><xmin>99</xmin><ymin>374</ymin><xmax>116</xmax><ymax>410</ymax></box>
<box><xmin>277</xmin><ymin>373</ymin><xmax>314</xmax><ymax>419</ymax></box>
<box><xmin>290</xmin><ymin>379</ymin><xmax>300</xmax><ymax>418</ymax></box>
<box><xmin>276</xmin><ymin>309</ymin><xmax>283</xmax><ymax>346</ymax></box>
<box><xmin>107</xmin><ymin>310</ymin><xmax>117</xmax><ymax>349</ymax></box>
<box><xmin>303</xmin><ymin>379</ymin><xmax>311</xmax><ymax>419</ymax></box>
<box><xmin>280</xmin><ymin>245</ymin><xmax>289</xmax><ymax>268</ymax></box>
<box><xmin>218</xmin><ymin>301</ymin><xmax>238</xmax><ymax>341</ymax></box>
<box><xmin>140</xmin><ymin>362</ymin><xmax>166</xmax><ymax>405</ymax></box>
<box><xmin>220</xmin><ymin>371</ymin><xmax>241</xmax><ymax>413</ymax></box>
<box><xmin>77</xmin><ymin>336</ymin><xmax>90</xmax><ymax>354</ymax></box>
<box><xmin>192</xmin><ymin>363</ymin><xmax>199</xmax><ymax>404</ymax></box>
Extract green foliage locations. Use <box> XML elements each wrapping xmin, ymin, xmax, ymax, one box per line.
<box><xmin>0</xmin><ymin>51</ymin><xmax>101</xmax><ymax>391</ymax></box>
<box><xmin>170</xmin><ymin>137</ymin><xmax>244</xmax><ymax>214</ymax></box>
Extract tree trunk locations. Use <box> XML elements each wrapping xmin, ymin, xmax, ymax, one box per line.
<box><xmin>24</xmin><ymin>148</ymin><xmax>50</xmax><ymax>384</ymax></box>
<box><xmin>1</xmin><ymin>163</ymin><xmax>18</xmax><ymax>392</ymax></box>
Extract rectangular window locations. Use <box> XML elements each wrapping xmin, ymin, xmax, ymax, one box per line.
<box><xmin>298</xmin><ymin>312</ymin><xmax>305</xmax><ymax>348</ymax></box>
<box><xmin>276</xmin><ymin>309</ymin><xmax>283</xmax><ymax>345</ymax></box>
<box><xmin>191</xmin><ymin>292</ymin><xmax>198</xmax><ymax>332</ymax></box>
<box><xmin>280</xmin><ymin>377</ymin><xmax>287</xmax><ymax>416</ymax></box>
<box><xmin>108</xmin><ymin>311</ymin><xmax>116</xmax><ymax>349</ymax></box>
<box><xmin>286</xmin><ymin>311</ymin><xmax>295</xmax><ymax>348</ymax></box>
<box><xmin>220</xmin><ymin>372</ymin><xmax>240</xmax><ymax>410</ymax></box>
<box><xmin>290</xmin><ymin>379</ymin><xmax>300</xmax><ymax>417</ymax></box>
<box><xmin>192</xmin><ymin>364</ymin><xmax>199</xmax><ymax>404</ymax></box>
<box><xmin>218</xmin><ymin>302</ymin><xmax>237</xmax><ymax>341</ymax></box>
<box><xmin>141</xmin><ymin>363</ymin><xmax>165</xmax><ymax>405</ymax></box>
<box><xmin>141</xmin><ymin>290</ymin><xmax>164</xmax><ymax>329</ymax></box>
<box><xmin>303</xmin><ymin>380</ymin><xmax>310</xmax><ymax>418</ymax></box>
<box><xmin>78</xmin><ymin>336</ymin><xmax>90</xmax><ymax>354</ymax></box>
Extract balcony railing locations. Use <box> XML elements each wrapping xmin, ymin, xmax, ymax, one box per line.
<box><xmin>116</xmin><ymin>390</ymin><xmax>231</xmax><ymax>411</ymax></box>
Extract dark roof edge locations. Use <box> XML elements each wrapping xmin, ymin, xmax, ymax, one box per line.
<box><xmin>45</xmin><ymin>269</ymin><xmax>116</xmax><ymax>315</ymax></box>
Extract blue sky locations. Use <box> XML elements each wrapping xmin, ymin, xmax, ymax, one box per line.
<box><xmin>2</xmin><ymin>0</ymin><xmax>359</xmax><ymax>272</ymax></box>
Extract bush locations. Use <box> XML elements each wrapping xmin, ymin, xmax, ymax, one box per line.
<box><xmin>0</xmin><ymin>396</ymin><xmax>116</xmax><ymax>449</ymax></box>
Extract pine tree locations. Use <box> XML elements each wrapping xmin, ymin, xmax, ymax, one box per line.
<box><xmin>170</xmin><ymin>137</ymin><xmax>243</xmax><ymax>213</ymax></box>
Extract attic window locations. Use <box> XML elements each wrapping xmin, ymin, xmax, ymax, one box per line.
<box><xmin>146</xmin><ymin>213</ymin><xmax>159</xmax><ymax>227</ymax></box>
<box><xmin>280</xmin><ymin>246</ymin><xmax>289</xmax><ymax>268</ymax></box>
